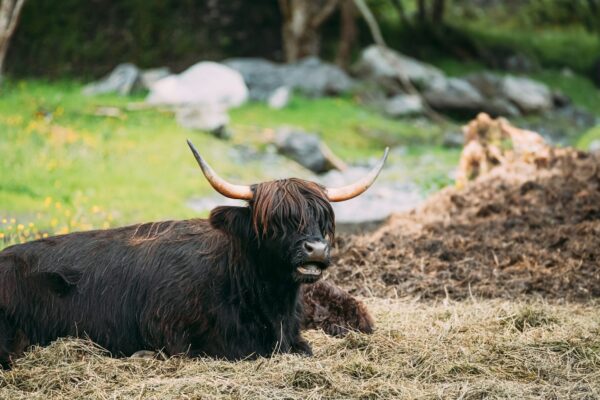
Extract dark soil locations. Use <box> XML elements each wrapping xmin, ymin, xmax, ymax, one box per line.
<box><xmin>331</xmin><ymin>119</ymin><xmax>600</xmax><ymax>301</ymax></box>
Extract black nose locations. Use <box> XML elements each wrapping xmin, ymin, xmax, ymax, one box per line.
<box><xmin>302</xmin><ymin>241</ymin><xmax>329</xmax><ymax>261</ymax></box>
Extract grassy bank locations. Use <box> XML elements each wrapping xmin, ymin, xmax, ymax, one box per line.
<box><xmin>0</xmin><ymin>80</ymin><xmax>448</xmax><ymax>247</ymax></box>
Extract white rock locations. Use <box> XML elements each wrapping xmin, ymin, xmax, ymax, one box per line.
<box><xmin>424</xmin><ymin>77</ymin><xmax>485</xmax><ymax>110</ymax></box>
<box><xmin>147</xmin><ymin>62</ymin><xmax>248</xmax><ymax>108</ymax></box>
<box><xmin>384</xmin><ymin>94</ymin><xmax>424</xmax><ymax>117</ymax></box>
<box><xmin>355</xmin><ymin>45</ymin><xmax>447</xmax><ymax>91</ymax></box>
<box><xmin>175</xmin><ymin>105</ymin><xmax>229</xmax><ymax>132</ymax></box>
<box><xmin>140</xmin><ymin>67</ymin><xmax>171</xmax><ymax>89</ymax></box>
<box><xmin>268</xmin><ymin>86</ymin><xmax>291</xmax><ymax>109</ymax></box>
<box><xmin>500</xmin><ymin>76</ymin><xmax>552</xmax><ymax>113</ymax></box>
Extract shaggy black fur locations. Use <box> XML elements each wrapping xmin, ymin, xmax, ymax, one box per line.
<box><xmin>0</xmin><ymin>179</ymin><xmax>336</xmax><ymax>368</ymax></box>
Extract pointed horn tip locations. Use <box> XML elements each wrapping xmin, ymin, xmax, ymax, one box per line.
<box><xmin>186</xmin><ymin>139</ymin><xmax>205</xmax><ymax>167</ymax></box>
<box><xmin>325</xmin><ymin>147</ymin><xmax>390</xmax><ymax>202</ymax></box>
<box><xmin>186</xmin><ymin>139</ymin><xmax>198</xmax><ymax>154</ymax></box>
<box><xmin>374</xmin><ymin>147</ymin><xmax>390</xmax><ymax>172</ymax></box>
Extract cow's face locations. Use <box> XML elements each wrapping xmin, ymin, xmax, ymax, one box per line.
<box><xmin>250</xmin><ymin>179</ymin><xmax>335</xmax><ymax>283</ymax></box>
<box><xmin>189</xmin><ymin>140</ymin><xmax>387</xmax><ymax>284</ymax></box>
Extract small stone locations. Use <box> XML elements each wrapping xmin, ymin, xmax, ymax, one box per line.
<box><xmin>268</xmin><ymin>86</ymin><xmax>291</xmax><ymax>109</ymax></box>
<box><xmin>442</xmin><ymin>131</ymin><xmax>464</xmax><ymax>148</ymax></box>
<box><xmin>384</xmin><ymin>94</ymin><xmax>424</xmax><ymax>117</ymax></box>
<box><xmin>176</xmin><ymin>105</ymin><xmax>230</xmax><ymax>136</ymax></box>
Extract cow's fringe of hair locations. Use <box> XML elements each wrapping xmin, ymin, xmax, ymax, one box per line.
<box><xmin>251</xmin><ymin>179</ymin><xmax>335</xmax><ymax>242</ymax></box>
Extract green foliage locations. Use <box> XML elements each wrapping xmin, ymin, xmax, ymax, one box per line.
<box><xmin>7</xmin><ymin>0</ymin><xmax>282</xmax><ymax>78</ymax></box>
<box><xmin>516</xmin><ymin>0</ymin><xmax>600</xmax><ymax>34</ymax></box>
<box><xmin>373</xmin><ymin>0</ymin><xmax>600</xmax><ymax>75</ymax></box>
<box><xmin>458</xmin><ymin>23</ymin><xmax>600</xmax><ymax>74</ymax></box>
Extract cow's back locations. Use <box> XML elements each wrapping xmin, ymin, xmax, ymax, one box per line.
<box><xmin>0</xmin><ymin>218</ymin><xmax>225</xmax><ymax>355</ymax></box>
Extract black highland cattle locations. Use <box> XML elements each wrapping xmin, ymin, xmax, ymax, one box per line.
<box><xmin>0</xmin><ymin>141</ymin><xmax>387</xmax><ymax>368</ymax></box>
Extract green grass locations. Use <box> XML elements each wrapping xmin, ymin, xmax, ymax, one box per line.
<box><xmin>531</xmin><ymin>70</ymin><xmax>600</xmax><ymax>115</ymax></box>
<box><xmin>0</xmin><ymin>80</ymin><xmax>447</xmax><ymax>245</ymax></box>
<box><xmin>576</xmin><ymin>125</ymin><xmax>600</xmax><ymax>150</ymax></box>
<box><xmin>230</xmin><ymin>96</ymin><xmax>442</xmax><ymax>161</ymax></box>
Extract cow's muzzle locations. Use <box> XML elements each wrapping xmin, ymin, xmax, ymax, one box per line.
<box><xmin>295</xmin><ymin>241</ymin><xmax>330</xmax><ymax>282</ymax></box>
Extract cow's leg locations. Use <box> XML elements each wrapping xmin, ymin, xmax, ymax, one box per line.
<box><xmin>290</xmin><ymin>334</ymin><xmax>313</xmax><ymax>356</ymax></box>
<box><xmin>0</xmin><ymin>310</ymin><xmax>16</xmax><ymax>369</ymax></box>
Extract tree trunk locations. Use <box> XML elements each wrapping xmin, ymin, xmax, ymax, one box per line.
<box><xmin>0</xmin><ymin>0</ymin><xmax>25</xmax><ymax>81</ymax></box>
<box><xmin>390</xmin><ymin>0</ymin><xmax>409</xmax><ymax>25</ymax></box>
<box><xmin>432</xmin><ymin>0</ymin><xmax>445</xmax><ymax>24</ymax></box>
<box><xmin>279</xmin><ymin>0</ymin><xmax>339</xmax><ymax>63</ymax></box>
<box><xmin>335</xmin><ymin>0</ymin><xmax>357</xmax><ymax>69</ymax></box>
<box><xmin>416</xmin><ymin>0</ymin><xmax>427</xmax><ymax>24</ymax></box>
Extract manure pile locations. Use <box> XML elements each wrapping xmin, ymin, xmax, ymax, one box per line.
<box><xmin>332</xmin><ymin>114</ymin><xmax>600</xmax><ymax>300</ymax></box>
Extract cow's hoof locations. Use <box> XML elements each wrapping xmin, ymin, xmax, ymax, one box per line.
<box><xmin>291</xmin><ymin>339</ymin><xmax>313</xmax><ymax>357</ymax></box>
<box><xmin>130</xmin><ymin>350</ymin><xmax>157</xmax><ymax>359</ymax></box>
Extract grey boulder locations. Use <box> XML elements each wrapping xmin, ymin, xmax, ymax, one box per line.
<box><xmin>384</xmin><ymin>94</ymin><xmax>424</xmax><ymax>117</ymax></box>
<box><xmin>83</xmin><ymin>63</ymin><xmax>141</xmax><ymax>96</ymax></box>
<box><xmin>500</xmin><ymin>75</ymin><xmax>553</xmax><ymax>114</ymax></box>
<box><xmin>275</xmin><ymin>127</ymin><xmax>346</xmax><ymax>174</ymax></box>
<box><xmin>354</xmin><ymin>45</ymin><xmax>447</xmax><ymax>93</ymax></box>
<box><xmin>225</xmin><ymin>57</ymin><xmax>354</xmax><ymax>100</ymax></box>
<box><xmin>423</xmin><ymin>77</ymin><xmax>485</xmax><ymax>111</ymax></box>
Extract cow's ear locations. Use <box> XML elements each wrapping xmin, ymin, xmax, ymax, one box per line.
<box><xmin>209</xmin><ymin>206</ymin><xmax>252</xmax><ymax>237</ymax></box>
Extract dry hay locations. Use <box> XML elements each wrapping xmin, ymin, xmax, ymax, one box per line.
<box><xmin>1</xmin><ymin>299</ymin><xmax>599</xmax><ymax>399</ymax></box>
<box><xmin>332</xmin><ymin>114</ymin><xmax>600</xmax><ymax>300</ymax></box>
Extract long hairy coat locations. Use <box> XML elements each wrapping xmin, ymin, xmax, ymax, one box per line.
<box><xmin>0</xmin><ymin>179</ymin><xmax>373</xmax><ymax>367</ymax></box>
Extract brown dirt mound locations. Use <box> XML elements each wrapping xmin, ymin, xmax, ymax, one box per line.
<box><xmin>331</xmin><ymin>114</ymin><xmax>600</xmax><ymax>300</ymax></box>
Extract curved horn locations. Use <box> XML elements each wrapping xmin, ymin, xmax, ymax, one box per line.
<box><xmin>326</xmin><ymin>147</ymin><xmax>389</xmax><ymax>202</ymax></box>
<box><xmin>187</xmin><ymin>140</ymin><xmax>253</xmax><ymax>200</ymax></box>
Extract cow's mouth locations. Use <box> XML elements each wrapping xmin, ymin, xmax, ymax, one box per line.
<box><xmin>294</xmin><ymin>261</ymin><xmax>327</xmax><ymax>283</ymax></box>
<box><xmin>297</xmin><ymin>263</ymin><xmax>322</xmax><ymax>277</ymax></box>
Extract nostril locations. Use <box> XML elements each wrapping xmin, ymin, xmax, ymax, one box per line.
<box><xmin>303</xmin><ymin>241</ymin><xmax>314</xmax><ymax>254</ymax></box>
<box><xmin>303</xmin><ymin>241</ymin><xmax>328</xmax><ymax>259</ymax></box>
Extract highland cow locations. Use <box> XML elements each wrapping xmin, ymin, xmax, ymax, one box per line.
<box><xmin>0</xmin><ymin>141</ymin><xmax>386</xmax><ymax>368</ymax></box>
